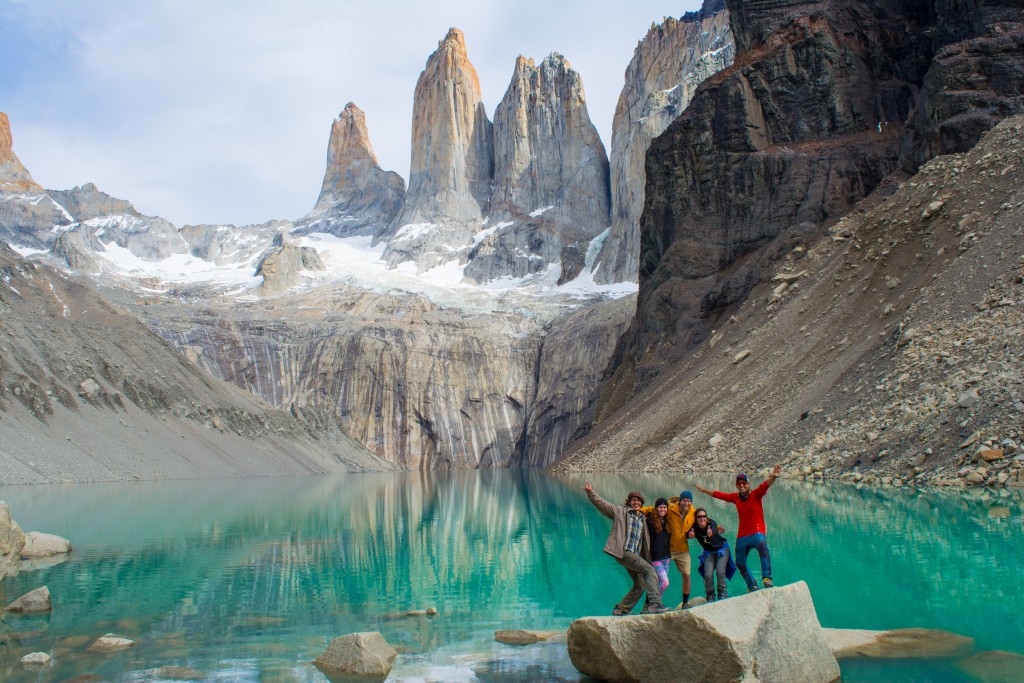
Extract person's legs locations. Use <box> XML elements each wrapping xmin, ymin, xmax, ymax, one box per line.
<box><xmin>619</xmin><ymin>551</ymin><xmax>664</xmax><ymax>609</ymax></box>
<box><xmin>671</xmin><ymin>551</ymin><xmax>691</xmax><ymax>602</ymax></box>
<box><xmin>734</xmin><ymin>535</ymin><xmax>758</xmax><ymax>591</ymax></box>
<box><xmin>701</xmin><ymin>555</ymin><xmax>716</xmax><ymax>599</ymax></box>
<box><xmin>755</xmin><ymin>536</ymin><xmax>772</xmax><ymax>585</ymax></box>
<box><xmin>614</xmin><ymin>555</ymin><xmax>646</xmax><ymax>613</ymax></box>
<box><xmin>652</xmin><ymin>559</ymin><xmax>671</xmax><ymax>593</ymax></box>
<box><xmin>715</xmin><ymin>552</ymin><xmax>729</xmax><ymax>600</ymax></box>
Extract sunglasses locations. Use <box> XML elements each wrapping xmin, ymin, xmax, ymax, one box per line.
<box><xmin>696</xmin><ymin>515</ymin><xmax>707</xmax><ymax>519</ymax></box>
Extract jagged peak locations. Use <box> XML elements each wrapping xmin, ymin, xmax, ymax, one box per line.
<box><xmin>440</xmin><ymin>27</ymin><xmax>466</xmax><ymax>49</ymax></box>
<box><xmin>1</xmin><ymin>112</ymin><xmax>12</xmax><ymax>155</ymax></box>
<box><xmin>328</xmin><ymin>101</ymin><xmax>380</xmax><ymax>166</ymax></box>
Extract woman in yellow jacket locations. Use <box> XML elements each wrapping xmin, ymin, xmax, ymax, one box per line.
<box><xmin>643</xmin><ymin>490</ymin><xmax>697</xmax><ymax>605</ymax></box>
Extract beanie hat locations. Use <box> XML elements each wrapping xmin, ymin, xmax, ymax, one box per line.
<box><xmin>680</xmin><ymin>490</ymin><xmax>693</xmax><ymax>501</ymax></box>
<box><xmin>655</xmin><ymin>497</ymin><xmax>669</xmax><ymax>508</ymax></box>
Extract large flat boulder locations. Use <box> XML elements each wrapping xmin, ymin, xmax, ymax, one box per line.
<box><xmin>312</xmin><ymin>632</ymin><xmax>397</xmax><ymax>679</ymax></box>
<box><xmin>823</xmin><ymin>627</ymin><xmax>974</xmax><ymax>659</ymax></box>
<box><xmin>567</xmin><ymin>581</ymin><xmax>839</xmax><ymax>683</ymax></box>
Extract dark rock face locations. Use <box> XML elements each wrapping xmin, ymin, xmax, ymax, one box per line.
<box><xmin>603</xmin><ymin>0</ymin><xmax>1024</xmax><ymax>408</ymax></box>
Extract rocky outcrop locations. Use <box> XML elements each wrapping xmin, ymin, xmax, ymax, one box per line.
<box><xmin>255</xmin><ymin>233</ymin><xmax>326</xmax><ymax>295</ymax></box>
<box><xmin>567</xmin><ymin>581</ymin><xmax>840</xmax><ymax>683</ymax></box>
<box><xmin>313</xmin><ymin>632</ymin><xmax>397</xmax><ymax>679</ymax></box>
<box><xmin>594</xmin><ymin>1</ymin><xmax>734</xmax><ymax>284</ymax></box>
<box><xmin>0</xmin><ymin>501</ymin><xmax>26</xmax><ymax>577</ymax></box>
<box><xmin>292</xmin><ymin>103</ymin><xmax>405</xmax><ymax>238</ymax></box>
<box><xmin>385</xmin><ymin>28</ymin><xmax>493</xmax><ymax>271</ymax></box>
<box><xmin>49</xmin><ymin>183</ymin><xmax>138</xmax><ymax>222</ymax></box>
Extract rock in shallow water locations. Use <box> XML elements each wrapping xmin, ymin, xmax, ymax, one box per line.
<box><xmin>313</xmin><ymin>632</ymin><xmax>397</xmax><ymax>678</ymax></box>
<box><xmin>823</xmin><ymin>627</ymin><xmax>974</xmax><ymax>659</ymax></box>
<box><xmin>21</xmin><ymin>531</ymin><xmax>72</xmax><ymax>558</ymax></box>
<box><xmin>567</xmin><ymin>581</ymin><xmax>839</xmax><ymax>683</ymax></box>
<box><xmin>87</xmin><ymin>634</ymin><xmax>135</xmax><ymax>652</ymax></box>
<box><xmin>5</xmin><ymin>586</ymin><xmax>51</xmax><ymax>613</ymax></box>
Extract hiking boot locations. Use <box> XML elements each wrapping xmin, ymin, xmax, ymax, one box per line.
<box><xmin>705</xmin><ymin>593</ymin><xmax>715</xmax><ymax>603</ymax></box>
<box><xmin>747</xmin><ymin>584</ymin><xmax>760</xmax><ymax>593</ymax></box>
<box><xmin>612</xmin><ymin>607</ymin><xmax>630</xmax><ymax>616</ymax></box>
<box><xmin>718</xmin><ymin>591</ymin><xmax>728</xmax><ymax>601</ymax></box>
<box><xmin>762</xmin><ymin>578</ymin><xmax>774</xmax><ymax>588</ymax></box>
<box><xmin>644</xmin><ymin>605</ymin><xmax>671</xmax><ymax>614</ymax></box>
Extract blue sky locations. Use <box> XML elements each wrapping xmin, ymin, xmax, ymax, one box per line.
<box><xmin>1</xmin><ymin>0</ymin><xmax>703</xmax><ymax>227</ymax></box>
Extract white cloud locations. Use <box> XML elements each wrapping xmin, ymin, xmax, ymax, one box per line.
<box><xmin>2</xmin><ymin>0</ymin><xmax>703</xmax><ymax>227</ymax></box>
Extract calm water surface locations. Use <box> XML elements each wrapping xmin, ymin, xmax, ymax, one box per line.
<box><xmin>1</xmin><ymin>472</ymin><xmax>1022</xmax><ymax>682</ymax></box>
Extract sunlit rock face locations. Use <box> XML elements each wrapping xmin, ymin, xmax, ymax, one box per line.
<box><xmin>384</xmin><ymin>28</ymin><xmax>494</xmax><ymax>272</ymax></box>
<box><xmin>292</xmin><ymin>102</ymin><xmax>405</xmax><ymax>239</ymax></box>
<box><xmin>593</xmin><ymin>0</ymin><xmax>734</xmax><ymax>285</ymax></box>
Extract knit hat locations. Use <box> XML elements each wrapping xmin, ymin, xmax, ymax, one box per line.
<box><xmin>655</xmin><ymin>497</ymin><xmax>669</xmax><ymax>508</ymax></box>
<box><xmin>625</xmin><ymin>491</ymin><xmax>645</xmax><ymax>505</ymax></box>
<box><xmin>679</xmin><ymin>490</ymin><xmax>693</xmax><ymax>501</ymax></box>
<box><xmin>736</xmin><ymin>472</ymin><xmax>749</xmax><ymax>482</ymax></box>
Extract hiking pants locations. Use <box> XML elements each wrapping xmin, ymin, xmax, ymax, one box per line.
<box><xmin>614</xmin><ymin>551</ymin><xmax>664</xmax><ymax>612</ymax></box>
<box><xmin>702</xmin><ymin>549</ymin><xmax>730</xmax><ymax>599</ymax></box>
<box><xmin>735</xmin><ymin>533</ymin><xmax>771</xmax><ymax>590</ymax></box>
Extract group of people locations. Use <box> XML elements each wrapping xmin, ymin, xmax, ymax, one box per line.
<box><xmin>582</xmin><ymin>464</ymin><xmax>783</xmax><ymax>615</ymax></box>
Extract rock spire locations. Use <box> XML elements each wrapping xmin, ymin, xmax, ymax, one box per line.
<box><xmin>0</xmin><ymin>112</ymin><xmax>44</xmax><ymax>194</ymax></box>
<box><xmin>384</xmin><ymin>28</ymin><xmax>494</xmax><ymax>270</ymax></box>
<box><xmin>490</xmin><ymin>53</ymin><xmax>610</xmax><ymax>230</ymax></box>
<box><xmin>293</xmin><ymin>102</ymin><xmax>405</xmax><ymax>238</ymax></box>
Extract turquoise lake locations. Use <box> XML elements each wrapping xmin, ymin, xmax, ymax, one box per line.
<box><xmin>1</xmin><ymin>471</ymin><xmax>1022</xmax><ymax>682</ymax></box>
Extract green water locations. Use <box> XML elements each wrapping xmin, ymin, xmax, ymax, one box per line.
<box><xmin>1</xmin><ymin>472</ymin><xmax>1021</xmax><ymax>682</ymax></box>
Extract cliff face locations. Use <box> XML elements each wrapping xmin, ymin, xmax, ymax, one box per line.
<box><xmin>292</xmin><ymin>103</ymin><xmax>405</xmax><ymax>238</ymax></box>
<box><xmin>593</xmin><ymin>2</ymin><xmax>735</xmax><ymax>284</ymax></box>
<box><xmin>0</xmin><ymin>113</ymin><xmax>42</xmax><ymax>195</ymax></box>
<box><xmin>597</xmin><ymin>0</ymin><xmax>1024</xmax><ymax>414</ymax></box>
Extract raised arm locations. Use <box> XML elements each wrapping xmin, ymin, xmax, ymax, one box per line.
<box><xmin>583</xmin><ymin>481</ymin><xmax>616</xmax><ymax>519</ymax></box>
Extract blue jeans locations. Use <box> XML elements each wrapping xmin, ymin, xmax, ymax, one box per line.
<box><xmin>734</xmin><ymin>533</ymin><xmax>771</xmax><ymax>590</ymax></box>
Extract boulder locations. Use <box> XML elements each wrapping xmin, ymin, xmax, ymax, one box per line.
<box><xmin>567</xmin><ymin>581</ymin><xmax>839</xmax><ymax>683</ymax></box>
<box><xmin>21</xmin><ymin>532</ymin><xmax>72</xmax><ymax>558</ymax></box>
<box><xmin>312</xmin><ymin>632</ymin><xmax>397</xmax><ymax>678</ymax></box>
<box><xmin>494</xmin><ymin>629</ymin><xmax>563</xmax><ymax>645</ymax></box>
<box><xmin>5</xmin><ymin>586</ymin><xmax>51</xmax><ymax>613</ymax></box>
<box><xmin>0</xmin><ymin>502</ymin><xmax>27</xmax><ymax>577</ymax></box>
<box><xmin>20</xmin><ymin>652</ymin><xmax>50</xmax><ymax>666</ymax></box>
<box><xmin>823</xmin><ymin>627</ymin><xmax>974</xmax><ymax>659</ymax></box>
<box><xmin>87</xmin><ymin>634</ymin><xmax>135</xmax><ymax>652</ymax></box>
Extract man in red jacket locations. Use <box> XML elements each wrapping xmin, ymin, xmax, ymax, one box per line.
<box><xmin>694</xmin><ymin>464</ymin><xmax>782</xmax><ymax>592</ymax></box>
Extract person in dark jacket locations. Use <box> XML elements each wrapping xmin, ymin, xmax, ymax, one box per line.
<box><xmin>689</xmin><ymin>507</ymin><xmax>737</xmax><ymax>602</ymax></box>
<box><xmin>583</xmin><ymin>481</ymin><xmax>670</xmax><ymax>615</ymax></box>
<box><xmin>646</xmin><ymin>498</ymin><xmax>673</xmax><ymax>596</ymax></box>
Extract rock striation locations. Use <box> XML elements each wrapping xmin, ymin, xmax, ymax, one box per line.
<box><xmin>292</xmin><ymin>103</ymin><xmax>405</xmax><ymax>238</ymax></box>
<box><xmin>594</xmin><ymin>0</ymin><xmax>734</xmax><ymax>284</ymax></box>
<box><xmin>567</xmin><ymin>581</ymin><xmax>840</xmax><ymax>683</ymax></box>
<box><xmin>384</xmin><ymin>28</ymin><xmax>494</xmax><ymax>271</ymax></box>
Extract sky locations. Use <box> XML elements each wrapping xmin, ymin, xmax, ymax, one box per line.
<box><xmin>0</xmin><ymin>0</ymin><xmax>703</xmax><ymax>228</ymax></box>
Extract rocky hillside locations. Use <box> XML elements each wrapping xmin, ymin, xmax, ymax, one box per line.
<box><xmin>0</xmin><ymin>243</ymin><xmax>393</xmax><ymax>484</ymax></box>
<box><xmin>554</xmin><ymin>0</ymin><xmax>1024</xmax><ymax>486</ymax></box>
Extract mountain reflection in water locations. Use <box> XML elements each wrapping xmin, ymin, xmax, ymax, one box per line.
<box><xmin>1</xmin><ymin>471</ymin><xmax>1021</xmax><ymax>682</ymax></box>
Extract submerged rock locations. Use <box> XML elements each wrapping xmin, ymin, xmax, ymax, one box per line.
<box><xmin>567</xmin><ymin>581</ymin><xmax>839</xmax><ymax>683</ymax></box>
<box><xmin>5</xmin><ymin>586</ymin><xmax>51</xmax><ymax>613</ymax></box>
<box><xmin>87</xmin><ymin>634</ymin><xmax>136</xmax><ymax>652</ymax></box>
<box><xmin>823</xmin><ymin>627</ymin><xmax>975</xmax><ymax>659</ymax></box>
<box><xmin>313</xmin><ymin>632</ymin><xmax>397</xmax><ymax>679</ymax></box>
<box><xmin>20</xmin><ymin>652</ymin><xmax>50</xmax><ymax>666</ymax></box>
<box><xmin>494</xmin><ymin>629</ymin><xmax>564</xmax><ymax>645</ymax></box>
<box><xmin>956</xmin><ymin>650</ymin><xmax>1024</xmax><ymax>683</ymax></box>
